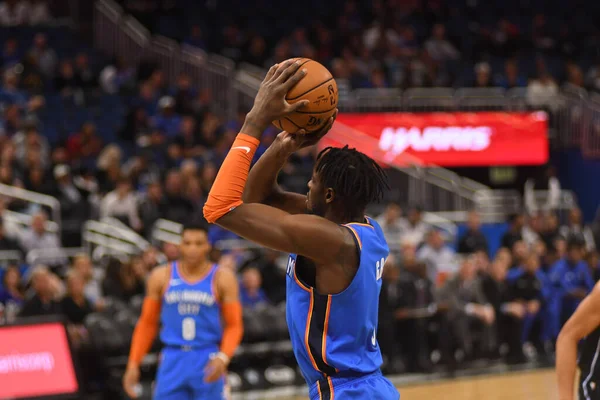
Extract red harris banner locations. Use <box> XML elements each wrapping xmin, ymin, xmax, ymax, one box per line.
<box><xmin>0</xmin><ymin>322</ymin><xmax>79</xmax><ymax>399</ymax></box>
<box><xmin>321</xmin><ymin>112</ymin><xmax>549</xmax><ymax>167</ymax></box>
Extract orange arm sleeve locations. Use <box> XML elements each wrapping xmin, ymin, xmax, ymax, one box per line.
<box><xmin>203</xmin><ymin>133</ymin><xmax>260</xmax><ymax>223</ymax></box>
<box><xmin>220</xmin><ymin>301</ymin><xmax>244</xmax><ymax>359</ymax></box>
<box><xmin>128</xmin><ymin>297</ymin><xmax>161</xmax><ymax>367</ymax></box>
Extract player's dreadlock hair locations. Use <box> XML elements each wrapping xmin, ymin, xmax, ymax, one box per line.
<box><xmin>315</xmin><ymin>146</ymin><xmax>389</xmax><ymax>220</ymax></box>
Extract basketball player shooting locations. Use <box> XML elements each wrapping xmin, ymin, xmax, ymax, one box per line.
<box><xmin>556</xmin><ymin>281</ymin><xmax>600</xmax><ymax>400</ymax></box>
<box><xmin>204</xmin><ymin>60</ymin><xmax>400</xmax><ymax>399</ymax></box>
<box><xmin>122</xmin><ymin>222</ymin><xmax>243</xmax><ymax>399</ymax></box>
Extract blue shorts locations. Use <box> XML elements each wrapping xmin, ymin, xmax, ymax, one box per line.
<box><xmin>308</xmin><ymin>370</ymin><xmax>399</xmax><ymax>400</ymax></box>
<box><xmin>154</xmin><ymin>346</ymin><xmax>227</xmax><ymax>400</ymax></box>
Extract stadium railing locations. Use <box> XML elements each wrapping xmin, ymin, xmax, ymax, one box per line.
<box><xmin>0</xmin><ymin>183</ymin><xmax>61</xmax><ymax>228</ymax></box>
<box><xmin>94</xmin><ymin>0</ymin><xmax>236</xmax><ymax>119</ymax></box>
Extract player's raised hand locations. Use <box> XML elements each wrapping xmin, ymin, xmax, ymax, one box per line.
<box><xmin>204</xmin><ymin>356</ymin><xmax>228</xmax><ymax>383</ymax></box>
<box><xmin>123</xmin><ymin>365</ymin><xmax>141</xmax><ymax>398</ymax></box>
<box><xmin>246</xmin><ymin>60</ymin><xmax>310</xmax><ymax>130</ymax></box>
<box><xmin>275</xmin><ymin>109</ymin><xmax>338</xmax><ymax>154</ymax></box>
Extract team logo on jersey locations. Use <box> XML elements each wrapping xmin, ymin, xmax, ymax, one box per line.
<box><xmin>370</xmin><ymin>328</ymin><xmax>378</xmax><ymax>350</ymax></box>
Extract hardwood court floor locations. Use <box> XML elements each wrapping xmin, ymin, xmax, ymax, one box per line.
<box><xmin>396</xmin><ymin>369</ymin><xmax>558</xmax><ymax>400</ymax></box>
<box><xmin>278</xmin><ymin>369</ymin><xmax>558</xmax><ymax>400</ymax></box>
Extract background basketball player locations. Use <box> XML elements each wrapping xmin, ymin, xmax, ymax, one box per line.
<box><xmin>122</xmin><ymin>221</ymin><xmax>243</xmax><ymax>399</ymax></box>
<box><xmin>203</xmin><ymin>60</ymin><xmax>399</xmax><ymax>399</ymax></box>
<box><xmin>557</xmin><ymin>281</ymin><xmax>600</xmax><ymax>400</ymax></box>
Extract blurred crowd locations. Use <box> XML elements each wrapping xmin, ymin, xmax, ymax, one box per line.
<box><xmin>376</xmin><ymin>202</ymin><xmax>600</xmax><ymax>373</ymax></box>
<box><xmin>0</xmin><ymin>0</ymin><xmax>599</xmax><ymax>396</ymax></box>
<box><xmin>117</xmin><ymin>0</ymin><xmax>600</xmax><ymax>97</ymax></box>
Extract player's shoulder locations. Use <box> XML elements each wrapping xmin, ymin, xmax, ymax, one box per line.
<box><xmin>214</xmin><ymin>265</ymin><xmax>237</xmax><ymax>285</ymax></box>
<box><xmin>592</xmin><ymin>281</ymin><xmax>600</xmax><ymax>294</ymax></box>
<box><xmin>148</xmin><ymin>264</ymin><xmax>172</xmax><ymax>285</ymax></box>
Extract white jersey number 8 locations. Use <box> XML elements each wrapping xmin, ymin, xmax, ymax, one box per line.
<box><xmin>182</xmin><ymin>317</ymin><xmax>196</xmax><ymax>341</ymax></box>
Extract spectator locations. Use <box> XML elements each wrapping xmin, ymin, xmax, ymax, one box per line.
<box><xmin>424</xmin><ymin>24</ymin><xmax>460</xmax><ymax>63</ymax></box>
<box><xmin>417</xmin><ymin>229</ymin><xmax>459</xmax><ymax>284</ymax></box>
<box><xmin>2</xmin><ymin>38</ymin><xmax>20</xmax><ymax>68</ymax></box>
<box><xmin>18</xmin><ymin>211</ymin><xmax>61</xmax><ymax>254</ymax></box>
<box><xmin>0</xmin><ymin>264</ymin><xmax>24</xmax><ymax>307</ymax></box>
<box><xmin>526</xmin><ymin>72</ymin><xmax>559</xmax><ymax>110</ymax></box>
<box><xmin>138</xmin><ymin>181</ymin><xmax>167</xmax><ymax>237</ymax></box>
<box><xmin>587</xmin><ymin>251</ymin><xmax>600</xmax><ymax>282</ymax></box>
<box><xmin>54</xmin><ymin>59</ymin><xmax>84</xmax><ymax>106</ymax></box>
<box><xmin>162</xmin><ymin>170</ymin><xmax>194</xmax><ymax>223</ymax></box>
<box><xmin>52</xmin><ymin>164</ymin><xmax>91</xmax><ymax>246</ymax></box>
<box><xmin>550</xmin><ymin>238</ymin><xmax>594</xmax><ymax>326</ymax></box>
<box><xmin>401</xmin><ymin>205</ymin><xmax>429</xmax><ymax>245</ymax></box>
<box><xmin>239</xmin><ymin>266</ymin><xmax>269</xmax><ymax>308</ymax></box>
<box><xmin>458</xmin><ymin>210</ymin><xmax>489</xmax><ymax>255</ymax></box>
<box><xmin>66</xmin><ymin>122</ymin><xmax>103</xmax><ymax>164</ymax></box>
<box><xmin>0</xmin><ymin>0</ymin><xmax>29</xmax><ymax>26</ymax></box>
<box><xmin>511</xmin><ymin>240</ymin><xmax>529</xmax><ymax>269</ymax></box>
<box><xmin>522</xmin><ymin>214</ymin><xmax>543</xmax><ymax>248</ymax></box>
<box><xmin>437</xmin><ymin>256</ymin><xmax>495</xmax><ymax>361</ymax></box>
<box><xmin>71</xmin><ymin>254</ymin><xmax>103</xmax><ymax>303</ymax></box>
<box><xmin>152</xmin><ymin>96</ymin><xmax>182</xmax><ymax>139</ymax></box>
<box><xmin>378</xmin><ymin>255</ymin><xmax>402</xmax><ymax>373</ymax></box>
<box><xmin>172</xmin><ymin>73</ymin><xmax>196</xmax><ymax>115</ymax></box>
<box><xmin>541</xmin><ymin>213</ymin><xmax>562</xmax><ymax>250</ymax></box>
<box><xmin>0</xmin><ymin>69</ymin><xmax>27</xmax><ymax>107</ymax></box>
<box><xmin>74</xmin><ymin>52</ymin><xmax>97</xmax><ymax>91</ymax></box>
<box><xmin>559</xmin><ymin>207</ymin><xmax>595</xmax><ymax>251</ymax></box>
<box><xmin>18</xmin><ymin>265</ymin><xmax>62</xmax><ymax>317</ymax></box>
<box><xmin>395</xmin><ymin>254</ymin><xmax>435</xmax><ymax>372</ymax></box>
<box><xmin>99</xmin><ymin>57</ymin><xmax>135</xmax><ymax>95</ymax></box>
<box><xmin>375</xmin><ymin>202</ymin><xmax>404</xmax><ymax>252</ymax></box>
<box><xmin>524</xmin><ymin>165</ymin><xmax>561</xmax><ymax>215</ymax></box>
<box><xmin>473</xmin><ymin>62</ymin><xmax>492</xmax><ymax>88</ymax></box>
<box><xmin>99</xmin><ymin>177</ymin><xmax>142</xmax><ymax>231</ymax></box>
<box><xmin>28</xmin><ymin>33</ymin><xmax>57</xmax><ymax>79</ymax></box>
<box><xmin>496</xmin><ymin>60</ymin><xmax>527</xmax><ymax>89</ymax></box>
<box><xmin>481</xmin><ymin>257</ymin><xmax>525</xmax><ymax>363</ymax></box>
<box><xmin>102</xmin><ymin>258</ymin><xmax>145</xmax><ymax>302</ymax></box>
<box><xmin>507</xmin><ymin>253</ymin><xmax>543</xmax><ymax>355</ymax></box>
<box><xmin>60</xmin><ymin>270</ymin><xmax>99</xmax><ymax>324</ymax></box>
<box><xmin>501</xmin><ymin>213</ymin><xmax>524</xmax><ymax>249</ymax></box>
<box><xmin>246</xmin><ymin>249</ymin><xmax>286</xmax><ymax>305</ymax></box>
<box><xmin>0</xmin><ymin>217</ymin><xmax>22</xmax><ymax>254</ymax></box>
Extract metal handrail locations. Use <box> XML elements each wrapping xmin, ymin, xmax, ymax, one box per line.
<box><xmin>0</xmin><ymin>250</ymin><xmax>22</xmax><ymax>265</ymax></box>
<box><xmin>0</xmin><ymin>183</ymin><xmax>61</xmax><ymax>228</ymax></box>
<box><xmin>2</xmin><ymin>210</ymin><xmax>59</xmax><ymax>233</ymax></box>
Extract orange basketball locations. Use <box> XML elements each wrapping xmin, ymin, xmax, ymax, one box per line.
<box><xmin>273</xmin><ymin>58</ymin><xmax>338</xmax><ymax>134</ymax></box>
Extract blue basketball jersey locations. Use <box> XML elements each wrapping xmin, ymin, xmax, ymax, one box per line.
<box><xmin>286</xmin><ymin>217</ymin><xmax>390</xmax><ymax>387</ymax></box>
<box><xmin>160</xmin><ymin>261</ymin><xmax>222</xmax><ymax>348</ymax></box>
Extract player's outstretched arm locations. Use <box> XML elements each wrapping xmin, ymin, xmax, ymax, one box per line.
<box><xmin>557</xmin><ymin>282</ymin><xmax>600</xmax><ymax>400</ymax></box>
<box><xmin>204</xmin><ymin>267</ymin><xmax>244</xmax><ymax>383</ymax></box>
<box><xmin>123</xmin><ymin>266</ymin><xmax>168</xmax><ymax>398</ymax></box>
<box><xmin>204</xmin><ymin>60</ymin><xmax>354</xmax><ymax>265</ymax></box>
<box><xmin>244</xmin><ymin>113</ymin><xmax>336</xmax><ymax>215</ymax></box>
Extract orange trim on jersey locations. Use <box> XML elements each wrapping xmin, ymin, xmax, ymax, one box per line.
<box><xmin>344</xmin><ymin>225</ymin><xmax>362</xmax><ymax>250</ymax></box>
<box><xmin>328</xmin><ymin>377</ymin><xmax>335</xmax><ymax>400</ymax></box>
<box><xmin>321</xmin><ymin>295</ymin><xmax>332</xmax><ymax>366</ymax></box>
<box><xmin>346</xmin><ymin>222</ymin><xmax>373</xmax><ymax>229</ymax></box>
<box><xmin>304</xmin><ymin>288</ymin><xmax>320</xmax><ymax>372</ymax></box>
<box><xmin>294</xmin><ymin>266</ymin><xmax>311</xmax><ymax>293</ymax></box>
<box><xmin>317</xmin><ymin>382</ymin><xmax>323</xmax><ymax>400</ymax></box>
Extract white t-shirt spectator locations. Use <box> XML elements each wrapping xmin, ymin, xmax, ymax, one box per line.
<box><xmin>100</xmin><ymin>190</ymin><xmax>142</xmax><ymax>231</ymax></box>
<box><xmin>417</xmin><ymin>244</ymin><xmax>459</xmax><ymax>283</ymax></box>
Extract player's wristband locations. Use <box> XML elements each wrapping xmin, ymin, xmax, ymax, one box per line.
<box><xmin>213</xmin><ymin>351</ymin><xmax>230</xmax><ymax>365</ymax></box>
